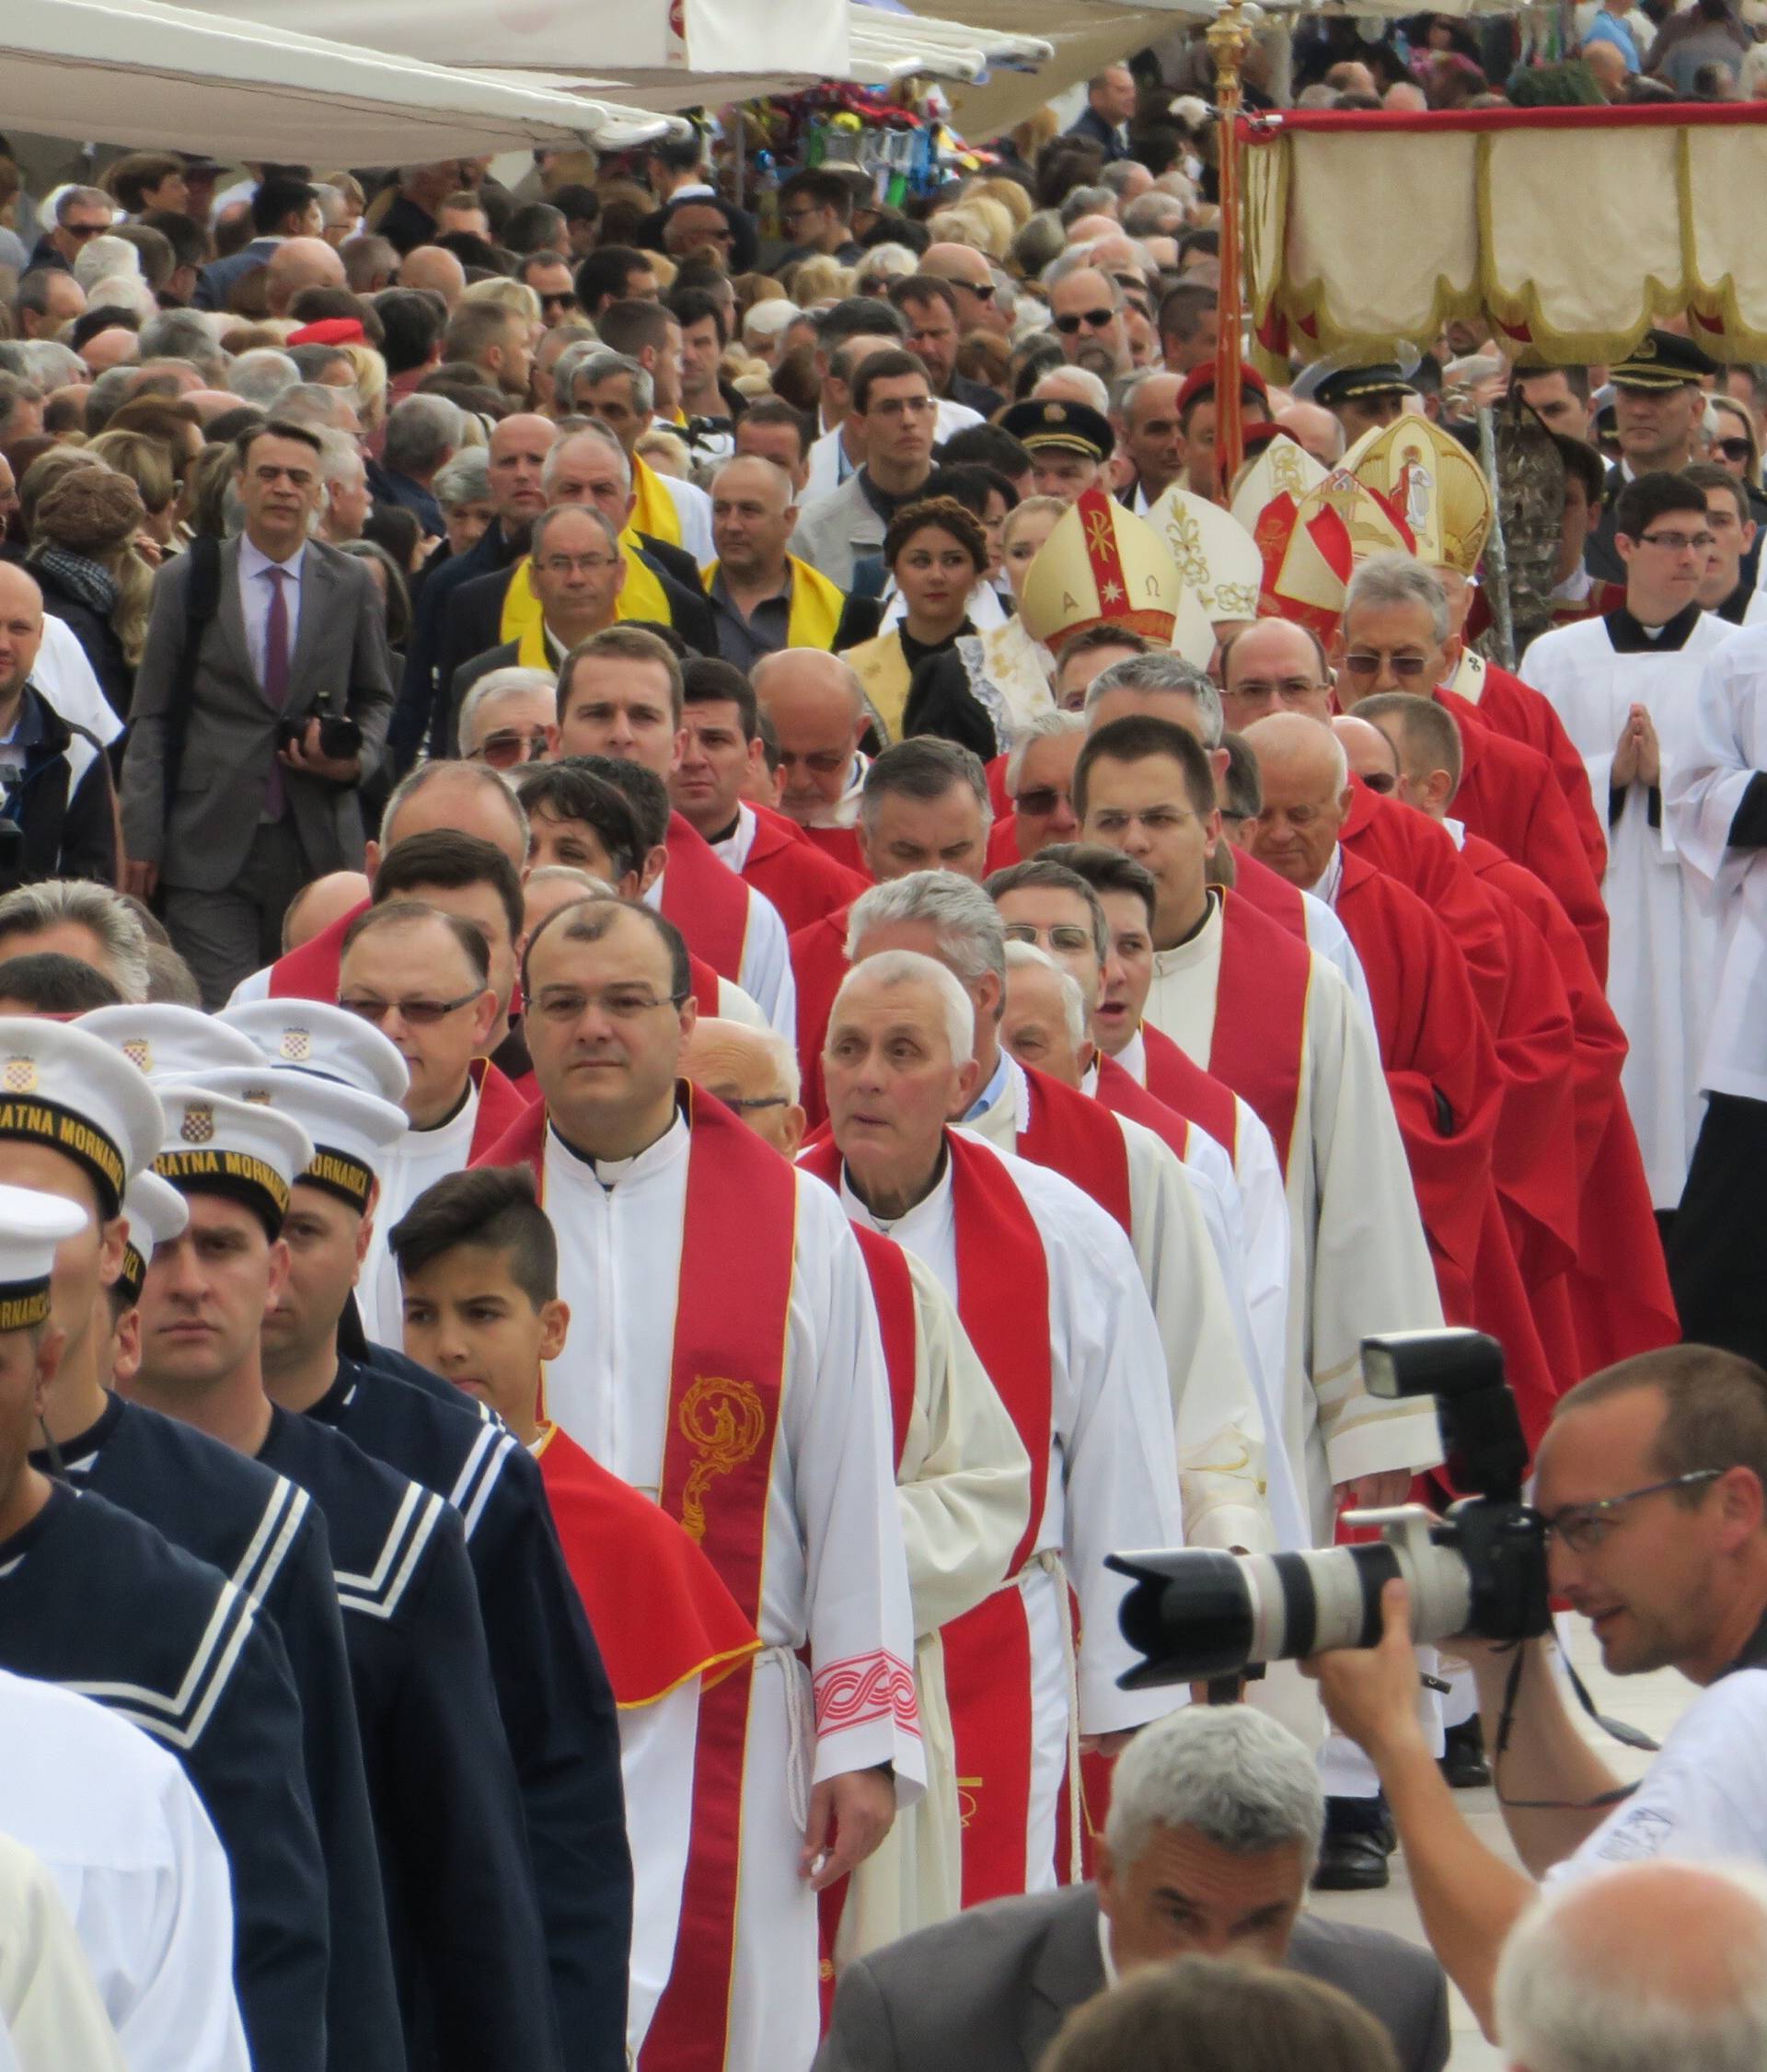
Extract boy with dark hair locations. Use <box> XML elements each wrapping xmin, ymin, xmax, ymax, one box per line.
<box><xmin>389</xmin><ymin>1163</ymin><xmax>757</xmax><ymax>2065</ymax></box>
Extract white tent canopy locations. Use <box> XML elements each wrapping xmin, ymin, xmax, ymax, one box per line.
<box><xmin>1</xmin><ymin>0</ymin><xmax>682</xmax><ymax>159</ymax></box>
<box><xmin>848</xmin><ymin>3</ymin><xmax>1053</xmax><ymax>83</ymax></box>
<box><xmin>167</xmin><ymin>0</ymin><xmax>849</xmax><ymax>91</ymax></box>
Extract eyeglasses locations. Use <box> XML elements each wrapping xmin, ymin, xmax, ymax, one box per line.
<box><xmin>1054</xmin><ymin>308</ymin><xmax>1116</xmax><ymax>335</ymax></box>
<box><xmin>539</xmin><ymin>292</ymin><xmax>579</xmax><ymax>312</ymax></box>
<box><xmin>1637</xmin><ymin>528</ymin><xmax>1715</xmax><ymax>553</ymax></box>
<box><xmin>1014</xmin><ymin>787</ymin><xmax>1073</xmax><ymax>816</ymax></box>
<box><xmin>722</xmin><ymin>1094</ymin><xmax>789</xmax><ymax>1112</ymax></box>
<box><xmin>537</xmin><ymin>554</ymin><xmax>620</xmax><ymax>576</ymax></box>
<box><xmin>1541</xmin><ymin>1469</ymin><xmax>1724</xmax><ymax>1554</ymax></box>
<box><xmin>532</xmin><ymin>986</ymin><xmax>689</xmax><ymax>1022</ymax></box>
<box><xmin>471</xmin><ymin>725</ymin><xmax>550</xmax><ymax>769</ymax></box>
<box><xmin>1088</xmin><ymin>806</ymin><xmax>1197</xmax><ymax>835</ymax></box>
<box><xmin>1004</xmin><ymin>921</ymin><xmax>1094</xmax><ymax>954</ymax></box>
<box><xmin>340</xmin><ymin>990</ymin><xmax>482</xmax><ymax>1026</ymax></box>
<box><xmin>1715</xmin><ymin>436</ymin><xmax>1755</xmax><ymax>464</ymax></box>
<box><xmin>1342</xmin><ymin>652</ymin><xmax>1431</xmax><ymax>680</ymax></box>
<box><xmin>778</xmin><ymin>748</ymin><xmax>851</xmax><ymax>776</ymax></box>
<box><xmin>1359</xmin><ymin>770</ymin><xmax>1397</xmax><ymax>794</ymax></box>
<box><xmin>870</xmin><ymin>395</ymin><xmax>936</xmax><ymax>418</ymax></box>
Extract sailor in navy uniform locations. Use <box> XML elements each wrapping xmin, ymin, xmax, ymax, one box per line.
<box><xmin>132</xmin><ymin>1061</ymin><xmax>568</xmax><ymax>2072</ymax></box>
<box><xmin>0</xmin><ymin>1177</ymin><xmax>330</xmax><ymax>2072</ymax></box>
<box><xmin>222</xmin><ymin>997</ymin><xmax>634</xmax><ymax>2072</ymax></box>
<box><xmin>0</xmin><ymin>1013</ymin><xmax>401</xmax><ymax>2072</ymax></box>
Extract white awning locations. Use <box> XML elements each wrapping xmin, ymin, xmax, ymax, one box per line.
<box><xmin>2</xmin><ymin>0</ymin><xmax>683</xmax><ymax>158</ymax></box>
<box><xmin>847</xmin><ymin>2</ymin><xmax>1053</xmax><ymax>82</ymax></box>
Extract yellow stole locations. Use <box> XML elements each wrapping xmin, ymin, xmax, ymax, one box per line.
<box><xmin>502</xmin><ymin>543</ymin><xmax>675</xmax><ymax>665</ymax></box>
<box><xmin>630</xmin><ymin>452</ymin><xmax>682</xmax><ymax>548</ymax></box>
<box><xmin>841</xmin><ymin>631</ymin><xmax>915</xmax><ymax>746</ymax></box>
<box><xmin>700</xmin><ymin>556</ymin><xmax>846</xmax><ymax>653</ymax></box>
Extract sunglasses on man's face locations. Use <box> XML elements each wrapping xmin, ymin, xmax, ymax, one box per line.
<box><xmin>1053</xmin><ymin>308</ymin><xmax>1115</xmax><ymax>336</ymax></box>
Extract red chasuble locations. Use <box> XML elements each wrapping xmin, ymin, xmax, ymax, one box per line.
<box><xmin>660</xmin><ymin>812</ymin><xmax>756</xmax><ymax>982</ymax></box>
<box><xmin>1438</xmin><ymin>689</ymin><xmax>1610</xmax><ymax>986</ymax></box>
<box><xmin>476</xmin><ymin>1087</ymin><xmax>799</xmax><ymax>2072</ymax></box>
<box><xmin>1337</xmin><ymin>779</ymin><xmax>1509</xmax><ymax>1032</ymax></box>
<box><xmin>740</xmin><ymin>805</ymin><xmax>870</xmax><ymax>934</ymax></box>
<box><xmin>533</xmin><ymin>1423</ymin><xmax>759</xmax><ymax>1707</ymax></box>
<box><xmin>1332</xmin><ymin>848</ymin><xmax>1503</xmax><ymax>1323</ymax></box>
<box><xmin>1137</xmin><ymin>1023</ymin><xmax>1240</xmax><ymax>1163</ymax></box>
<box><xmin>1460</xmin><ymin>834</ymin><xmax>1677</xmax><ymax>1369</ymax></box>
<box><xmin>798</xmin><ymin>824</ymin><xmax>870</xmax><ymax>880</ymax></box>
<box><xmin>1207</xmin><ymin>888</ymin><xmax>1312</xmax><ymax>1175</ymax></box>
<box><xmin>267</xmin><ymin>898</ymin><xmax>366</xmax><ymax>998</ymax></box>
<box><xmin>787</xmin><ymin>901</ymin><xmax>856</xmax><ymax>1129</ymax></box>
<box><xmin>1013</xmin><ymin>1063</ymin><xmax>1134</xmax><ymax>1235</ymax></box>
<box><xmin>466</xmin><ymin>1056</ymin><xmax>536</xmax><ymax>1160</ymax></box>
<box><xmin>1223</xmin><ymin>846</ymin><xmax>1311</xmax><ymax>937</ymax></box>
<box><xmin>1450</xmin><ymin>656</ymin><xmax>1607</xmax><ymax>883</ymax></box>
<box><xmin>800</xmin><ymin>1129</ymin><xmax>1053</xmax><ymax>1905</ymax></box>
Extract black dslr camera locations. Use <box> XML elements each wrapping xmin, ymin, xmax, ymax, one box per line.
<box><xmin>278</xmin><ymin>713</ymin><xmax>363</xmax><ymax>760</ymax></box>
<box><xmin>1107</xmin><ymin>1329</ymin><xmax>1553</xmax><ymax>1687</ymax></box>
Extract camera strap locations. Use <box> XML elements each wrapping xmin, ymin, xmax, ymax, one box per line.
<box><xmin>1490</xmin><ymin>1642</ymin><xmax>1638</xmax><ymax>1814</ymax></box>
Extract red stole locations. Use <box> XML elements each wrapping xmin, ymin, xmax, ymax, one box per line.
<box><xmin>788</xmin><ymin>902</ymin><xmax>856</xmax><ymax>1130</ymax></box>
<box><xmin>1094</xmin><ymin>1055</ymin><xmax>1190</xmax><ymax>1162</ymax></box>
<box><xmin>476</xmin><ymin>1089</ymin><xmax>797</xmax><ymax>2072</ymax></box>
<box><xmin>686</xmin><ymin>950</ymin><xmax>721</xmax><ymax>1015</ymax></box>
<box><xmin>661</xmin><ymin>813</ymin><xmax>753</xmax><ymax>982</ymax></box>
<box><xmin>1207</xmin><ymin>890</ymin><xmax>1311</xmax><ymax>1175</ymax></box>
<box><xmin>267</xmin><ymin>899</ymin><xmax>366</xmax><ymax>998</ymax></box>
<box><xmin>1226</xmin><ymin>846</ymin><xmax>1310</xmax><ymax>938</ymax></box>
<box><xmin>800</xmin><ymin>1130</ymin><xmax>1054</xmax><ymax>1904</ymax></box>
<box><xmin>1449</xmin><ymin>659</ymin><xmax>1607</xmax><ymax>884</ymax></box>
<box><xmin>1015</xmin><ymin>1063</ymin><xmax>1133</xmax><ymax>1236</ymax></box>
<box><xmin>798</xmin><ymin>824</ymin><xmax>870</xmax><ymax>881</ymax></box>
<box><xmin>534</xmin><ymin>1423</ymin><xmax>759</xmax><ymax>1707</ymax></box>
<box><xmin>849</xmin><ymin>1223</ymin><xmax>918</xmax><ymax>1470</ymax></box>
<box><xmin>1124</xmin><ymin>1026</ymin><xmax>1240</xmax><ymax>1163</ymax></box>
<box><xmin>467</xmin><ymin>1057</ymin><xmax>535</xmax><ymax>1161</ymax></box>
<box><xmin>740</xmin><ymin>806</ymin><xmax>870</xmax><ymax>934</ymax></box>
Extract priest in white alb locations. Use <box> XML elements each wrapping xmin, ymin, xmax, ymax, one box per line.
<box><xmin>1522</xmin><ymin>469</ymin><xmax>1732</xmax><ymax>1210</ymax></box>
<box><xmin>803</xmin><ymin>949</ymin><xmax>1186</xmax><ymax>1908</ymax></box>
<box><xmin>474</xmin><ymin>897</ymin><xmax>923</xmax><ymax>2072</ymax></box>
<box><xmin>679</xmin><ymin>1015</ymin><xmax>1032</xmax><ymax>1955</ymax></box>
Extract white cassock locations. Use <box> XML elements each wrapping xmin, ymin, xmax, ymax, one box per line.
<box><xmin>1091</xmin><ymin>1036</ymin><xmax>1301</xmax><ymax>1550</ymax></box>
<box><xmin>1524</xmin><ymin>609</ymin><xmax>1734</xmax><ymax>1206</ymax></box>
<box><xmin>969</xmin><ymin>1054</ymin><xmax>1272</xmax><ymax>1553</ymax></box>
<box><xmin>839</xmin><ymin>1132</ymin><xmax>1185</xmax><ymax>1892</ymax></box>
<box><xmin>357</xmin><ymin>1087</ymin><xmax>481</xmax><ymax>1344</ymax></box>
<box><xmin>536</xmin><ymin>1116</ymin><xmax>924</xmax><ymax>2072</ymax></box>
<box><xmin>837</xmin><ymin>1248</ymin><xmax>1031</xmax><ymax>1955</ymax></box>
<box><xmin>0</xmin><ymin>1667</ymin><xmax>247</xmax><ymax>2072</ymax></box>
<box><xmin>1143</xmin><ymin>898</ymin><xmax>1444</xmax><ymax>1541</ymax></box>
<box><xmin>642</xmin><ymin>871</ymin><xmax>797</xmax><ymax>1040</ymax></box>
<box><xmin>0</xmin><ymin>1829</ymin><xmax>126</xmax><ymax>2072</ymax></box>
<box><xmin>1291</xmin><ymin>881</ymin><xmax>1376</xmax><ymax>1026</ymax></box>
<box><xmin>1667</xmin><ymin>622</ymin><xmax>1767</xmax><ymax>1104</ymax></box>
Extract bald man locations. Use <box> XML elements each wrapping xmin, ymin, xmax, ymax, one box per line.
<box><xmin>1496</xmin><ymin>1860</ymin><xmax>1767</xmax><ymax>2067</ymax></box>
<box><xmin>264</xmin><ymin>236</ymin><xmax>344</xmax><ymax>317</ymax></box>
<box><xmin>1275</xmin><ymin>402</ymin><xmax>1345</xmax><ymax>469</ymax></box>
<box><xmin>283</xmin><ymin>871</ymin><xmax>371</xmax><ymax>953</ymax></box>
<box><xmin>682</xmin><ymin>1016</ymin><xmax>805</xmax><ymax>1157</ymax></box>
<box><xmin>918</xmin><ymin>245</ymin><xmax>1009</xmax><ymax>338</ymax></box>
<box><xmin>1331</xmin><ymin>713</ymin><xmax>1402</xmax><ymax>796</ymax></box>
<box><xmin>707</xmin><ymin>457</ymin><xmax>848</xmax><ymax>671</ymax></box>
<box><xmin>752</xmin><ymin>650</ymin><xmax>875</xmax><ymax>872</ymax></box>
<box><xmin>398</xmin><ymin>245</ymin><xmax>468</xmax><ymax>308</ymax></box>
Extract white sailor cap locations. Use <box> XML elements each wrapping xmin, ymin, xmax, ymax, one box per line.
<box><xmin>204</xmin><ymin>1064</ymin><xmax>406</xmax><ymax>1215</ymax></box>
<box><xmin>116</xmin><ymin>1170</ymin><xmax>189</xmax><ymax>1308</ymax></box>
<box><xmin>219</xmin><ymin>999</ymin><xmax>410</xmax><ymax>1108</ymax></box>
<box><xmin>81</xmin><ymin>1003</ymin><xmax>261</xmax><ymax>1086</ymax></box>
<box><xmin>0</xmin><ymin>1181</ymin><xmax>87</xmax><ymax>1334</ymax></box>
<box><xmin>0</xmin><ymin>1016</ymin><xmax>167</xmax><ymax>1219</ymax></box>
<box><xmin>152</xmin><ymin>1083</ymin><xmax>314</xmax><ymax>1237</ymax></box>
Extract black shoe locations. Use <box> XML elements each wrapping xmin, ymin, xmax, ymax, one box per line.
<box><xmin>1439</xmin><ymin>1716</ymin><xmax>1491</xmax><ymax>1789</ymax></box>
<box><xmin>1311</xmin><ymin>1797</ymin><xmax>1394</xmax><ymax>1892</ymax></box>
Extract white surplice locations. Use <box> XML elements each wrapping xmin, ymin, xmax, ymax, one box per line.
<box><xmin>1143</xmin><ymin>896</ymin><xmax>1444</xmax><ymax>1540</ymax></box>
<box><xmin>831</xmin><ymin>1247</ymin><xmax>1031</xmax><ymax>1957</ymax></box>
<box><xmin>838</xmin><ymin>1131</ymin><xmax>1185</xmax><ymax>1893</ymax></box>
<box><xmin>0</xmin><ymin>1667</ymin><xmax>247</xmax><ymax>2072</ymax></box>
<box><xmin>357</xmin><ymin>1082</ymin><xmax>482</xmax><ymax>1344</ymax></box>
<box><xmin>536</xmin><ymin>1113</ymin><xmax>923</xmax><ymax>2072</ymax></box>
<box><xmin>641</xmin><ymin>868</ymin><xmax>797</xmax><ymax>1040</ymax></box>
<box><xmin>1667</xmin><ymin>622</ymin><xmax>1767</xmax><ymax>1104</ymax></box>
<box><xmin>970</xmin><ymin>1054</ymin><xmax>1271</xmax><ymax>1554</ymax></box>
<box><xmin>1524</xmin><ymin>609</ymin><xmax>1734</xmax><ymax>1206</ymax></box>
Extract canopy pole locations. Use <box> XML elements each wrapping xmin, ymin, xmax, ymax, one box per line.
<box><xmin>1209</xmin><ymin>0</ymin><xmax>1256</xmax><ymax>503</ymax></box>
<box><xmin>1477</xmin><ymin>403</ymin><xmax>1516</xmax><ymax>672</ymax></box>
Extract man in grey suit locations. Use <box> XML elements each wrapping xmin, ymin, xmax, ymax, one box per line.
<box><xmin>121</xmin><ymin>419</ymin><xmax>395</xmax><ymax>1004</ymax></box>
<box><xmin>790</xmin><ymin>349</ymin><xmax>939</xmax><ymax>591</ymax></box>
<box><xmin>816</xmin><ymin>1706</ymin><xmax>1449</xmax><ymax>2072</ymax></box>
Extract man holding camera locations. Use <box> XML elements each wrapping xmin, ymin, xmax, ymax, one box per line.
<box><xmin>1309</xmin><ymin>1344</ymin><xmax>1767</xmax><ymax>2039</ymax></box>
<box><xmin>121</xmin><ymin>419</ymin><xmax>395</xmax><ymax>1007</ymax></box>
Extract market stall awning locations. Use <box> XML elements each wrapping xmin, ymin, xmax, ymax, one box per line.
<box><xmin>1</xmin><ymin>0</ymin><xmax>682</xmax><ymax>158</ymax></box>
<box><xmin>847</xmin><ymin>2</ymin><xmax>1054</xmax><ymax>83</ymax></box>
<box><xmin>172</xmin><ymin>0</ymin><xmax>849</xmax><ymax>94</ymax></box>
<box><xmin>1243</xmin><ymin>102</ymin><xmax>1767</xmax><ymax>368</ymax></box>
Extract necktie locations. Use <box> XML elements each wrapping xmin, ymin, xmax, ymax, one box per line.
<box><xmin>263</xmin><ymin>563</ymin><xmax>290</xmax><ymax>818</ymax></box>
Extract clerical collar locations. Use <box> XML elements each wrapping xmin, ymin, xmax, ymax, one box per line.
<box><xmin>962</xmin><ymin>1048</ymin><xmax>1011</xmax><ymax>1123</ymax></box>
<box><xmin>1606</xmin><ymin>599</ymin><xmax>1703</xmax><ymax>653</ymax></box>
<box><xmin>551</xmin><ymin>1105</ymin><xmax>688</xmax><ymax>1189</ymax></box>
<box><xmin>1307</xmin><ymin>847</ymin><xmax>1345</xmax><ymax>909</ymax></box>
<box><xmin>1156</xmin><ymin>888</ymin><xmax>1218</xmax><ymax>957</ymax></box>
<box><xmin>414</xmin><ymin>1078</ymin><xmax>475</xmax><ymax>1136</ymax></box>
<box><xmin>705</xmin><ymin>812</ymin><xmax>743</xmax><ymax>847</ymax></box>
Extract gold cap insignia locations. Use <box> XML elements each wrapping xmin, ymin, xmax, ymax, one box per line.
<box><xmin>279</xmin><ymin>1029</ymin><xmax>312</xmax><ymax>1063</ymax></box>
<box><xmin>180</xmin><ymin>1105</ymin><xmax>214</xmax><ymax>1145</ymax></box>
<box><xmin>121</xmin><ymin>1038</ymin><xmax>151</xmax><ymax>1072</ymax></box>
<box><xmin>2</xmin><ymin>1057</ymin><xmax>35</xmax><ymax>1094</ymax></box>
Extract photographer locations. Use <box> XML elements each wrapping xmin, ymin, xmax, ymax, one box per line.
<box><xmin>1307</xmin><ymin>1346</ymin><xmax>1767</xmax><ymax>2039</ymax></box>
<box><xmin>0</xmin><ymin>563</ymin><xmax>118</xmax><ymax>893</ymax></box>
<box><xmin>119</xmin><ymin>418</ymin><xmax>394</xmax><ymax>1007</ymax></box>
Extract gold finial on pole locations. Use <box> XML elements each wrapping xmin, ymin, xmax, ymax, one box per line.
<box><xmin>1209</xmin><ymin>0</ymin><xmax>1259</xmax><ymax>501</ymax></box>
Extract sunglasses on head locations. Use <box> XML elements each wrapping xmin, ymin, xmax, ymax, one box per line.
<box><xmin>1054</xmin><ymin>309</ymin><xmax>1115</xmax><ymax>335</ymax></box>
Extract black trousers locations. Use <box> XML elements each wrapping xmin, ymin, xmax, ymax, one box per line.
<box><xmin>1667</xmin><ymin>1093</ymin><xmax>1767</xmax><ymax>1367</ymax></box>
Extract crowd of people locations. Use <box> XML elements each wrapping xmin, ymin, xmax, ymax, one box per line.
<box><xmin>0</xmin><ymin>17</ymin><xmax>1761</xmax><ymax>2068</ymax></box>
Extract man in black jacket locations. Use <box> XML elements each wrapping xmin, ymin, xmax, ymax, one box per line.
<box><xmin>0</xmin><ymin>564</ymin><xmax>116</xmax><ymax>891</ymax></box>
